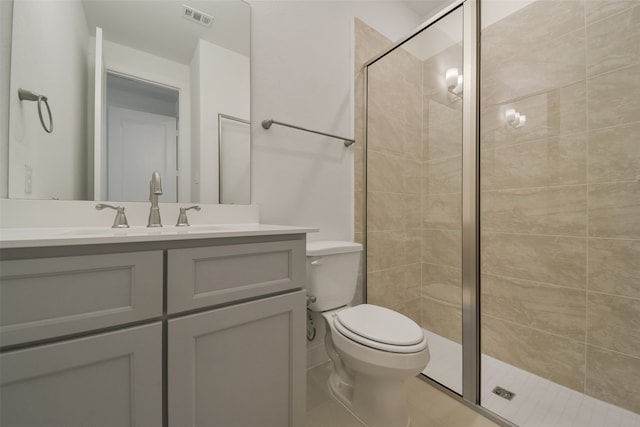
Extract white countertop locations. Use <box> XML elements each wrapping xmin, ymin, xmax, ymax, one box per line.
<box><xmin>0</xmin><ymin>224</ymin><xmax>318</xmax><ymax>249</ymax></box>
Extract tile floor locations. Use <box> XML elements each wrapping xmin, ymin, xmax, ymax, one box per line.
<box><xmin>306</xmin><ymin>362</ymin><xmax>500</xmax><ymax>427</ymax></box>
<box><xmin>306</xmin><ymin>328</ymin><xmax>640</xmax><ymax>426</ymax></box>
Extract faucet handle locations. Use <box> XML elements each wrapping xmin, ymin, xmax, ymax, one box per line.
<box><xmin>96</xmin><ymin>204</ymin><xmax>130</xmax><ymax>228</ymax></box>
<box><xmin>176</xmin><ymin>205</ymin><xmax>201</xmax><ymax>227</ymax></box>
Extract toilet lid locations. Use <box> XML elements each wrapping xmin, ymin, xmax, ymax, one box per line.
<box><xmin>334</xmin><ymin>305</ymin><xmax>426</xmax><ymax>353</ymax></box>
<box><xmin>306</xmin><ymin>240</ymin><xmax>363</xmax><ymax>256</ymax></box>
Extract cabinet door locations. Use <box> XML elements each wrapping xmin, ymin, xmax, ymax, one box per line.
<box><xmin>1</xmin><ymin>323</ymin><xmax>162</xmax><ymax>427</ymax></box>
<box><xmin>168</xmin><ymin>290</ymin><xmax>306</xmax><ymax>427</ymax></box>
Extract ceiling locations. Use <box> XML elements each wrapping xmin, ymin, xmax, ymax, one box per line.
<box><xmin>82</xmin><ymin>0</ymin><xmax>250</xmax><ymax>65</ymax></box>
<box><xmin>81</xmin><ymin>0</ymin><xmax>452</xmax><ymax>66</ymax></box>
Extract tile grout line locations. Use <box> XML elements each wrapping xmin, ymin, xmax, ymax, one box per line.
<box><xmin>481</xmin><ymin>230</ymin><xmax>588</xmax><ymax>239</ymax></box>
<box><xmin>479</xmin><ymin>118</ymin><xmax>640</xmax><ymax>157</ymax></box>
<box><xmin>584</xmin><ymin>343</ymin><xmax>640</xmax><ymax>362</ymax></box>
<box><xmin>483</xmin><ymin>178</ymin><xmax>640</xmax><ymax>192</ymax></box>
<box><xmin>588</xmin><ymin>289</ymin><xmax>640</xmax><ymax>303</ymax></box>
<box><xmin>482</xmin><ymin>271</ymin><xmax>586</xmax><ymax>292</ymax></box>
<box><xmin>482</xmin><ymin>313</ymin><xmax>586</xmax><ymax>345</ymax></box>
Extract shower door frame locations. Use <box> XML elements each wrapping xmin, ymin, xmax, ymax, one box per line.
<box><xmin>460</xmin><ymin>0</ymin><xmax>480</xmax><ymax>407</ymax></box>
<box><xmin>362</xmin><ymin>1</ymin><xmax>512</xmax><ymax>424</ymax></box>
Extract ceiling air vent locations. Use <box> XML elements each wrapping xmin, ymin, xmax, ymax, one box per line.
<box><xmin>182</xmin><ymin>5</ymin><xmax>213</xmax><ymax>27</ymax></box>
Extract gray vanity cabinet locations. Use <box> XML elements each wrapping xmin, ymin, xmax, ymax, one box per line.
<box><xmin>0</xmin><ymin>250</ymin><xmax>164</xmax><ymax>427</ymax></box>
<box><xmin>0</xmin><ymin>233</ymin><xmax>307</xmax><ymax>427</ymax></box>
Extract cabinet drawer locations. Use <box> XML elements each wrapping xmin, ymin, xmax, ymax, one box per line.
<box><xmin>167</xmin><ymin>239</ymin><xmax>305</xmax><ymax>313</ymax></box>
<box><xmin>0</xmin><ymin>251</ymin><xmax>163</xmax><ymax>347</ymax></box>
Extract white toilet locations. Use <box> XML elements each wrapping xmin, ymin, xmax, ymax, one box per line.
<box><xmin>306</xmin><ymin>240</ymin><xmax>430</xmax><ymax>427</ymax></box>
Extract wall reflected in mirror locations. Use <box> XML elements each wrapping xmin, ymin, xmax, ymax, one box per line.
<box><xmin>6</xmin><ymin>0</ymin><xmax>250</xmax><ymax>204</ymax></box>
<box><xmin>219</xmin><ymin>114</ymin><xmax>250</xmax><ymax>205</ymax></box>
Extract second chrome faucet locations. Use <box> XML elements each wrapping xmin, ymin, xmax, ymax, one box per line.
<box><xmin>147</xmin><ymin>171</ymin><xmax>163</xmax><ymax>227</ymax></box>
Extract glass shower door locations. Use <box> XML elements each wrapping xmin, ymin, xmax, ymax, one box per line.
<box><xmin>364</xmin><ymin>5</ymin><xmax>465</xmax><ymax>394</ymax></box>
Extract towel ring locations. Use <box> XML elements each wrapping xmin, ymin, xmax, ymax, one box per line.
<box><xmin>18</xmin><ymin>88</ymin><xmax>53</xmax><ymax>134</ymax></box>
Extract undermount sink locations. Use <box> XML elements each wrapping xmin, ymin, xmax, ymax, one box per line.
<box><xmin>63</xmin><ymin>225</ymin><xmax>225</xmax><ymax>236</ymax></box>
<box><xmin>63</xmin><ymin>227</ymin><xmax>138</xmax><ymax>236</ymax></box>
<box><xmin>179</xmin><ymin>225</ymin><xmax>225</xmax><ymax>232</ymax></box>
<box><xmin>0</xmin><ymin>222</ymin><xmax>317</xmax><ymax>249</ymax></box>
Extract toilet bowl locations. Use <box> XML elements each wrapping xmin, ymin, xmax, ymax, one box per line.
<box><xmin>322</xmin><ymin>305</ymin><xmax>430</xmax><ymax>427</ymax></box>
<box><xmin>305</xmin><ymin>241</ymin><xmax>430</xmax><ymax>427</ymax></box>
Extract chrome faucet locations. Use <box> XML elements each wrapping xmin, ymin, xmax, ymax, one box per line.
<box><xmin>96</xmin><ymin>204</ymin><xmax>129</xmax><ymax>228</ymax></box>
<box><xmin>176</xmin><ymin>205</ymin><xmax>201</xmax><ymax>226</ymax></box>
<box><xmin>147</xmin><ymin>171</ymin><xmax>163</xmax><ymax>227</ymax></box>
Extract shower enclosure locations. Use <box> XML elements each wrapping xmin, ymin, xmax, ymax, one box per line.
<box><xmin>358</xmin><ymin>0</ymin><xmax>640</xmax><ymax>425</ymax></box>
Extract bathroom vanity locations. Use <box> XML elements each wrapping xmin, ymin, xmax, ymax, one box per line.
<box><xmin>0</xmin><ymin>224</ymin><xmax>312</xmax><ymax>426</ymax></box>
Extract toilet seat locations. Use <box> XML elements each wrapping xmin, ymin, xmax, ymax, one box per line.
<box><xmin>333</xmin><ymin>305</ymin><xmax>427</xmax><ymax>354</ymax></box>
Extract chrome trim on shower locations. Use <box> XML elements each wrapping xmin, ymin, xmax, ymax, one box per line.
<box><xmin>462</xmin><ymin>0</ymin><xmax>481</xmax><ymax>405</ymax></box>
<box><xmin>416</xmin><ymin>374</ymin><xmax>519</xmax><ymax>427</ymax></box>
<box><xmin>261</xmin><ymin>119</ymin><xmax>355</xmax><ymax>147</ymax></box>
<box><xmin>361</xmin><ymin>0</ymin><xmax>465</xmax><ymax>70</ymax></box>
<box><xmin>362</xmin><ymin>66</ymin><xmax>369</xmax><ymax>305</ymax></box>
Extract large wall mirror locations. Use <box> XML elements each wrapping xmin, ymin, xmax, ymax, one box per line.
<box><xmin>7</xmin><ymin>0</ymin><xmax>250</xmax><ymax>204</ymax></box>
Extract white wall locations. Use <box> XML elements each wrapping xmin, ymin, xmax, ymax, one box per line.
<box><xmin>250</xmin><ymin>1</ymin><xmax>421</xmax><ymax>241</ymax></box>
<box><xmin>249</xmin><ymin>1</ymin><xmax>423</xmax><ymax>368</ymax></box>
<box><xmin>190</xmin><ymin>45</ymin><xmax>202</xmax><ymax>202</ymax></box>
<box><xmin>8</xmin><ymin>0</ymin><xmax>89</xmax><ymax>200</ymax></box>
<box><xmin>192</xmin><ymin>40</ymin><xmax>250</xmax><ymax>204</ymax></box>
<box><xmin>0</xmin><ymin>0</ymin><xmax>13</xmax><ymax>199</ymax></box>
<box><xmin>219</xmin><ymin>117</ymin><xmax>251</xmax><ymax>204</ymax></box>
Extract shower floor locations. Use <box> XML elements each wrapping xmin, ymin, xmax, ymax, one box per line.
<box><xmin>422</xmin><ymin>329</ymin><xmax>640</xmax><ymax>427</ymax></box>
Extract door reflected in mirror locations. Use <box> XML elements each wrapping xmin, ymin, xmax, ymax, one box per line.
<box><xmin>105</xmin><ymin>73</ymin><xmax>179</xmax><ymax>203</ymax></box>
<box><xmin>6</xmin><ymin>0</ymin><xmax>250</xmax><ymax>204</ymax></box>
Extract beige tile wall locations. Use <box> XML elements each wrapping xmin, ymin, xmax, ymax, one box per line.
<box><xmin>480</xmin><ymin>0</ymin><xmax>640</xmax><ymax>413</ymax></box>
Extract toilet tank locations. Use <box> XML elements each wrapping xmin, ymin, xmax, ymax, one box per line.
<box><xmin>306</xmin><ymin>241</ymin><xmax>362</xmax><ymax>312</ymax></box>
